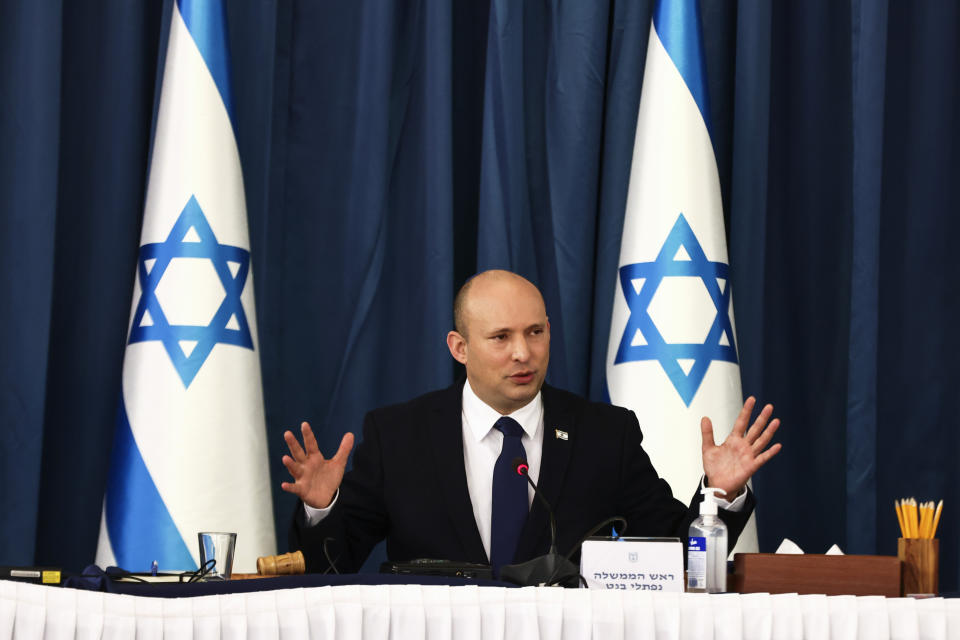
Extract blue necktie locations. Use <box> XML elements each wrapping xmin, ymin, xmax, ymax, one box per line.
<box><xmin>490</xmin><ymin>416</ymin><xmax>528</xmax><ymax>574</ymax></box>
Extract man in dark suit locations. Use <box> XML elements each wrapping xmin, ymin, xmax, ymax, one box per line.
<box><xmin>282</xmin><ymin>270</ymin><xmax>780</xmax><ymax>574</ymax></box>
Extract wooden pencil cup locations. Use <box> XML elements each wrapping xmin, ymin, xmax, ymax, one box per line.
<box><xmin>898</xmin><ymin>538</ymin><xmax>938</xmax><ymax>595</ymax></box>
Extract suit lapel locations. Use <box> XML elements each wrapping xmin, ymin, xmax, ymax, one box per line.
<box><xmin>426</xmin><ymin>382</ymin><xmax>489</xmax><ymax>562</ymax></box>
<box><xmin>515</xmin><ymin>384</ymin><xmax>576</xmax><ymax>560</ymax></box>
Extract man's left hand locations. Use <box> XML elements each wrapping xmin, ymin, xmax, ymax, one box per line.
<box><xmin>701</xmin><ymin>397</ymin><xmax>782</xmax><ymax>501</ymax></box>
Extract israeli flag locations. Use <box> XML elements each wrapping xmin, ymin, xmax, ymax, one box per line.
<box><xmin>95</xmin><ymin>0</ymin><xmax>276</xmax><ymax>572</ymax></box>
<box><xmin>606</xmin><ymin>0</ymin><xmax>757</xmax><ymax>551</ymax></box>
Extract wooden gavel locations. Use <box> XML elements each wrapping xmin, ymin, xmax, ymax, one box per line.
<box><xmin>256</xmin><ymin>550</ymin><xmax>305</xmax><ymax>576</ymax></box>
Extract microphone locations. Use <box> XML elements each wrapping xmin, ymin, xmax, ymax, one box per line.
<box><xmin>511</xmin><ymin>457</ymin><xmax>558</xmax><ymax>554</ymax></box>
<box><xmin>498</xmin><ymin>457</ymin><xmax>580</xmax><ymax>587</ymax></box>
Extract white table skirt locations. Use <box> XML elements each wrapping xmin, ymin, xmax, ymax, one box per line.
<box><xmin>2</xmin><ymin>580</ymin><xmax>960</xmax><ymax>640</ymax></box>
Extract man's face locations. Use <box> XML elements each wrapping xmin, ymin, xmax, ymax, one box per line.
<box><xmin>447</xmin><ymin>274</ymin><xmax>550</xmax><ymax>415</ymax></box>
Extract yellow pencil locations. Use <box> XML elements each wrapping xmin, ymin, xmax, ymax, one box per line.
<box><xmin>895</xmin><ymin>500</ymin><xmax>906</xmax><ymax>537</ymax></box>
<box><xmin>918</xmin><ymin>501</ymin><xmax>926</xmax><ymax>538</ymax></box>
<box><xmin>932</xmin><ymin>499</ymin><xmax>943</xmax><ymax>538</ymax></box>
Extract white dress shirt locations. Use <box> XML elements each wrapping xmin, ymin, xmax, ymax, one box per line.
<box><xmin>460</xmin><ymin>380</ymin><xmax>543</xmax><ymax>560</ymax></box>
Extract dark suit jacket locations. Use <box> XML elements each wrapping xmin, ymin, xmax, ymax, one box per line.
<box><xmin>290</xmin><ymin>381</ymin><xmax>755</xmax><ymax>573</ymax></box>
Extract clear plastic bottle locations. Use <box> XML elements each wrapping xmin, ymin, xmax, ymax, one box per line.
<box><xmin>686</xmin><ymin>487</ymin><xmax>728</xmax><ymax>593</ymax></box>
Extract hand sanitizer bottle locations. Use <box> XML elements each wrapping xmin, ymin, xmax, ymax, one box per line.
<box><xmin>686</xmin><ymin>487</ymin><xmax>728</xmax><ymax>593</ymax></box>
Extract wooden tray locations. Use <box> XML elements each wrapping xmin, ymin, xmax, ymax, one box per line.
<box><xmin>730</xmin><ymin>553</ymin><xmax>901</xmax><ymax>597</ymax></box>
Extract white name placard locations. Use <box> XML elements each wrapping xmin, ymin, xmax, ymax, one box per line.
<box><xmin>579</xmin><ymin>537</ymin><xmax>684</xmax><ymax>592</ymax></box>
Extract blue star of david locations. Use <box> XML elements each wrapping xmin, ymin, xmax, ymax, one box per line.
<box><xmin>614</xmin><ymin>213</ymin><xmax>737</xmax><ymax>406</ymax></box>
<box><xmin>128</xmin><ymin>195</ymin><xmax>253</xmax><ymax>387</ymax></box>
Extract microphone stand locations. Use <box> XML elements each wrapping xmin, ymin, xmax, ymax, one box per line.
<box><xmin>499</xmin><ymin>459</ymin><xmax>580</xmax><ymax>587</ymax></box>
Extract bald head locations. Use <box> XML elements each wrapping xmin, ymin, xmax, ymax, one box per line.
<box><xmin>447</xmin><ymin>270</ymin><xmax>550</xmax><ymax>414</ymax></box>
<box><xmin>453</xmin><ymin>270</ymin><xmax>545</xmax><ymax>338</ymax></box>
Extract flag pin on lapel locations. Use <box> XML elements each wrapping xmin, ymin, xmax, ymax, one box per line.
<box><xmin>555</xmin><ymin>429</ymin><xmax>568</xmax><ymax>441</ymax></box>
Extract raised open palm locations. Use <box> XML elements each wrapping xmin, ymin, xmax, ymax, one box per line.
<box><xmin>701</xmin><ymin>397</ymin><xmax>781</xmax><ymax>500</ymax></box>
<box><xmin>280</xmin><ymin>422</ymin><xmax>354</xmax><ymax>509</ymax></box>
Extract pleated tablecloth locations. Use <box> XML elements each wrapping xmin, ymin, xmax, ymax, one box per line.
<box><xmin>2</xmin><ymin>580</ymin><xmax>960</xmax><ymax>639</ymax></box>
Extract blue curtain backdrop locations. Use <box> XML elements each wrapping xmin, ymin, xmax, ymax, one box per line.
<box><xmin>2</xmin><ymin>0</ymin><xmax>958</xmax><ymax>589</ymax></box>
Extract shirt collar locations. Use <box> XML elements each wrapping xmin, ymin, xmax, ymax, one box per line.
<box><xmin>462</xmin><ymin>379</ymin><xmax>542</xmax><ymax>442</ymax></box>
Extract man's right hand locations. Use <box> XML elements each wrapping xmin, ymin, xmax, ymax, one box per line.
<box><xmin>280</xmin><ymin>422</ymin><xmax>355</xmax><ymax>509</ymax></box>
